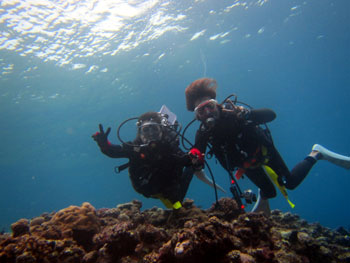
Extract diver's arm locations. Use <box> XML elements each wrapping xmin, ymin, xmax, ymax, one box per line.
<box><xmin>175</xmin><ymin>152</ymin><xmax>192</xmax><ymax>166</ymax></box>
<box><xmin>171</xmin><ymin>145</ymin><xmax>205</xmax><ymax>170</ymax></box>
<box><xmin>249</xmin><ymin>108</ymin><xmax>276</xmax><ymax>123</ymax></box>
<box><xmin>194</xmin><ymin>129</ymin><xmax>209</xmax><ymax>154</ymax></box>
<box><xmin>238</xmin><ymin>107</ymin><xmax>276</xmax><ymax>124</ymax></box>
<box><xmin>171</xmin><ymin>149</ymin><xmax>193</xmax><ymax>167</ymax></box>
<box><xmin>92</xmin><ymin>124</ymin><xmax>129</xmax><ymax>158</ymax></box>
<box><xmin>169</xmin><ymin>130</ymin><xmax>207</xmax><ymax>168</ymax></box>
<box><xmin>194</xmin><ymin>170</ymin><xmax>226</xmax><ymax>193</ymax></box>
<box><xmin>100</xmin><ymin>143</ymin><xmax>130</xmax><ymax>158</ymax></box>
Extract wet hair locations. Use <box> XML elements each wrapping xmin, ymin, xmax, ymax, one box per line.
<box><xmin>185</xmin><ymin>78</ymin><xmax>217</xmax><ymax>111</ymax></box>
<box><xmin>137</xmin><ymin>111</ymin><xmax>162</xmax><ymax>126</ymax></box>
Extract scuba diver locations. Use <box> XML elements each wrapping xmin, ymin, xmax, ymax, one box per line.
<box><xmin>184</xmin><ymin>78</ymin><xmax>350</xmax><ymax>215</ymax></box>
<box><xmin>92</xmin><ymin>106</ymin><xmax>225</xmax><ymax>210</ymax></box>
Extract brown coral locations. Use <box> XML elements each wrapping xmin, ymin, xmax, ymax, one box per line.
<box><xmin>1</xmin><ymin>199</ymin><xmax>350</xmax><ymax>263</ymax></box>
<box><xmin>50</xmin><ymin>202</ymin><xmax>100</xmax><ymax>251</ymax></box>
<box><xmin>11</xmin><ymin>219</ymin><xmax>30</xmax><ymax>237</ymax></box>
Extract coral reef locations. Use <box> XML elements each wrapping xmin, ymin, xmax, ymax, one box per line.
<box><xmin>0</xmin><ymin>198</ymin><xmax>349</xmax><ymax>263</ymax></box>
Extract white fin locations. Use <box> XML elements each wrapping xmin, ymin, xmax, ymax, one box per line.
<box><xmin>312</xmin><ymin>144</ymin><xmax>350</xmax><ymax>169</ymax></box>
<box><xmin>194</xmin><ymin>170</ymin><xmax>226</xmax><ymax>193</ymax></box>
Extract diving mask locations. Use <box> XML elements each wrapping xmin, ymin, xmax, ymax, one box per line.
<box><xmin>194</xmin><ymin>99</ymin><xmax>219</xmax><ymax>120</ymax></box>
<box><xmin>139</xmin><ymin>121</ymin><xmax>163</xmax><ymax>144</ymax></box>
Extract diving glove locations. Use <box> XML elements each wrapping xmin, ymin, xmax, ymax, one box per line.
<box><xmin>92</xmin><ymin>124</ymin><xmax>111</xmax><ymax>148</ymax></box>
<box><xmin>189</xmin><ymin>148</ymin><xmax>205</xmax><ymax>170</ymax></box>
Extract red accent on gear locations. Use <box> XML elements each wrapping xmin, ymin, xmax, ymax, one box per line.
<box><xmin>189</xmin><ymin>148</ymin><xmax>204</xmax><ymax>162</ymax></box>
<box><xmin>234</xmin><ymin>168</ymin><xmax>245</xmax><ymax>180</ymax></box>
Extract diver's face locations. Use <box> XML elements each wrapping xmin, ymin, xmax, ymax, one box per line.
<box><xmin>139</xmin><ymin>121</ymin><xmax>163</xmax><ymax>144</ymax></box>
<box><xmin>194</xmin><ymin>99</ymin><xmax>220</xmax><ymax>122</ymax></box>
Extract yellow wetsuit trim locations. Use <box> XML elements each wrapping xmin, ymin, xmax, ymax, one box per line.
<box><xmin>262</xmin><ymin>165</ymin><xmax>295</xmax><ymax>208</ymax></box>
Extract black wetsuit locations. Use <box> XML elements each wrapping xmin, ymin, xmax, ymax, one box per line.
<box><xmin>194</xmin><ymin>107</ymin><xmax>316</xmax><ymax>199</ymax></box>
<box><xmin>98</xmin><ymin>136</ymin><xmax>194</xmax><ymax>204</ymax></box>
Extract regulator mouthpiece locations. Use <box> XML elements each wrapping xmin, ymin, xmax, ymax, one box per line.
<box><xmin>205</xmin><ymin>117</ymin><xmax>216</xmax><ymax>129</ymax></box>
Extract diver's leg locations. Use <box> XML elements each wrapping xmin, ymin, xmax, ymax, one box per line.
<box><xmin>245</xmin><ymin>168</ymin><xmax>274</xmax><ymax>216</ymax></box>
<box><xmin>267</xmin><ymin>146</ymin><xmax>316</xmax><ymax>190</ymax></box>
<box><xmin>245</xmin><ymin>168</ymin><xmax>276</xmax><ymax>199</ymax></box>
<box><xmin>178</xmin><ymin>167</ymin><xmax>194</xmax><ymax>203</ymax></box>
<box><xmin>269</xmin><ymin>144</ymin><xmax>350</xmax><ymax>190</ymax></box>
<box><xmin>165</xmin><ymin>167</ymin><xmax>194</xmax><ymax>205</ymax></box>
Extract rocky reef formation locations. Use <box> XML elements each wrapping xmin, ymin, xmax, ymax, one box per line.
<box><xmin>0</xmin><ymin>198</ymin><xmax>349</xmax><ymax>263</ymax></box>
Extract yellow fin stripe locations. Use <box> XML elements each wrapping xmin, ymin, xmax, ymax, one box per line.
<box><xmin>157</xmin><ymin>196</ymin><xmax>182</xmax><ymax>210</ymax></box>
<box><xmin>172</xmin><ymin>201</ymin><xmax>182</xmax><ymax>209</ymax></box>
<box><xmin>262</xmin><ymin>165</ymin><xmax>295</xmax><ymax>208</ymax></box>
<box><xmin>159</xmin><ymin>197</ymin><xmax>173</xmax><ymax>209</ymax></box>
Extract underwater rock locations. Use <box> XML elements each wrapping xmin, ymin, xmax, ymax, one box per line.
<box><xmin>1</xmin><ymin>198</ymin><xmax>350</xmax><ymax>263</ymax></box>
<box><xmin>30</xmin><ymin>216</ymin><xmax>45</xmax><ymax>227</ymax></box>
<box><xmin>11</xmin><ymin>219</ymin><xmax>30</xmax><ymax>237</ymax></box>
<box><xmin>208</xmin><ymin>197</ymin><xmax>243</xmax><ymax>221</ymax></box>
<box><xmin>29</xmin><ymin>202</ymin><xmax>101</xmax><ymax>251</ymax></box>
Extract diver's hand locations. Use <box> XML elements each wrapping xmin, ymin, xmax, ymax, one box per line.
<box><xmin>92</xmin><ymin>124</ymin><xmax>111</xmax><ymax>148</ymax></box>
<box><xmin>235</xmin><ymin>106</ymin><xmax>250</xmax><ymax>120</ymax></box>
<box><xmin>189</xmin><ymin>148</ymin><xmax>205</xmax><ymax>170</ymax></box>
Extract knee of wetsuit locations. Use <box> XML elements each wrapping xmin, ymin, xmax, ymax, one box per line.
<box><xmin>260</xmin><ymin>188</ymin><xmax>276</xmax><ymax>199</ymax></box>
<box><xmin>284</xmin><ymin>181</ymin><xmax>298</xmax><ymax>190</ymax></box>
<box><xmin>277</xmin><ymin>175</ymin><xmax>287</xmax><ymax>187</ymax></box>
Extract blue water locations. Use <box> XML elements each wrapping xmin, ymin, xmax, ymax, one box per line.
<box><xmin>1</xmin><ymin>0</ymin><xmax>349</xmax><ymax>232</ymax></box>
